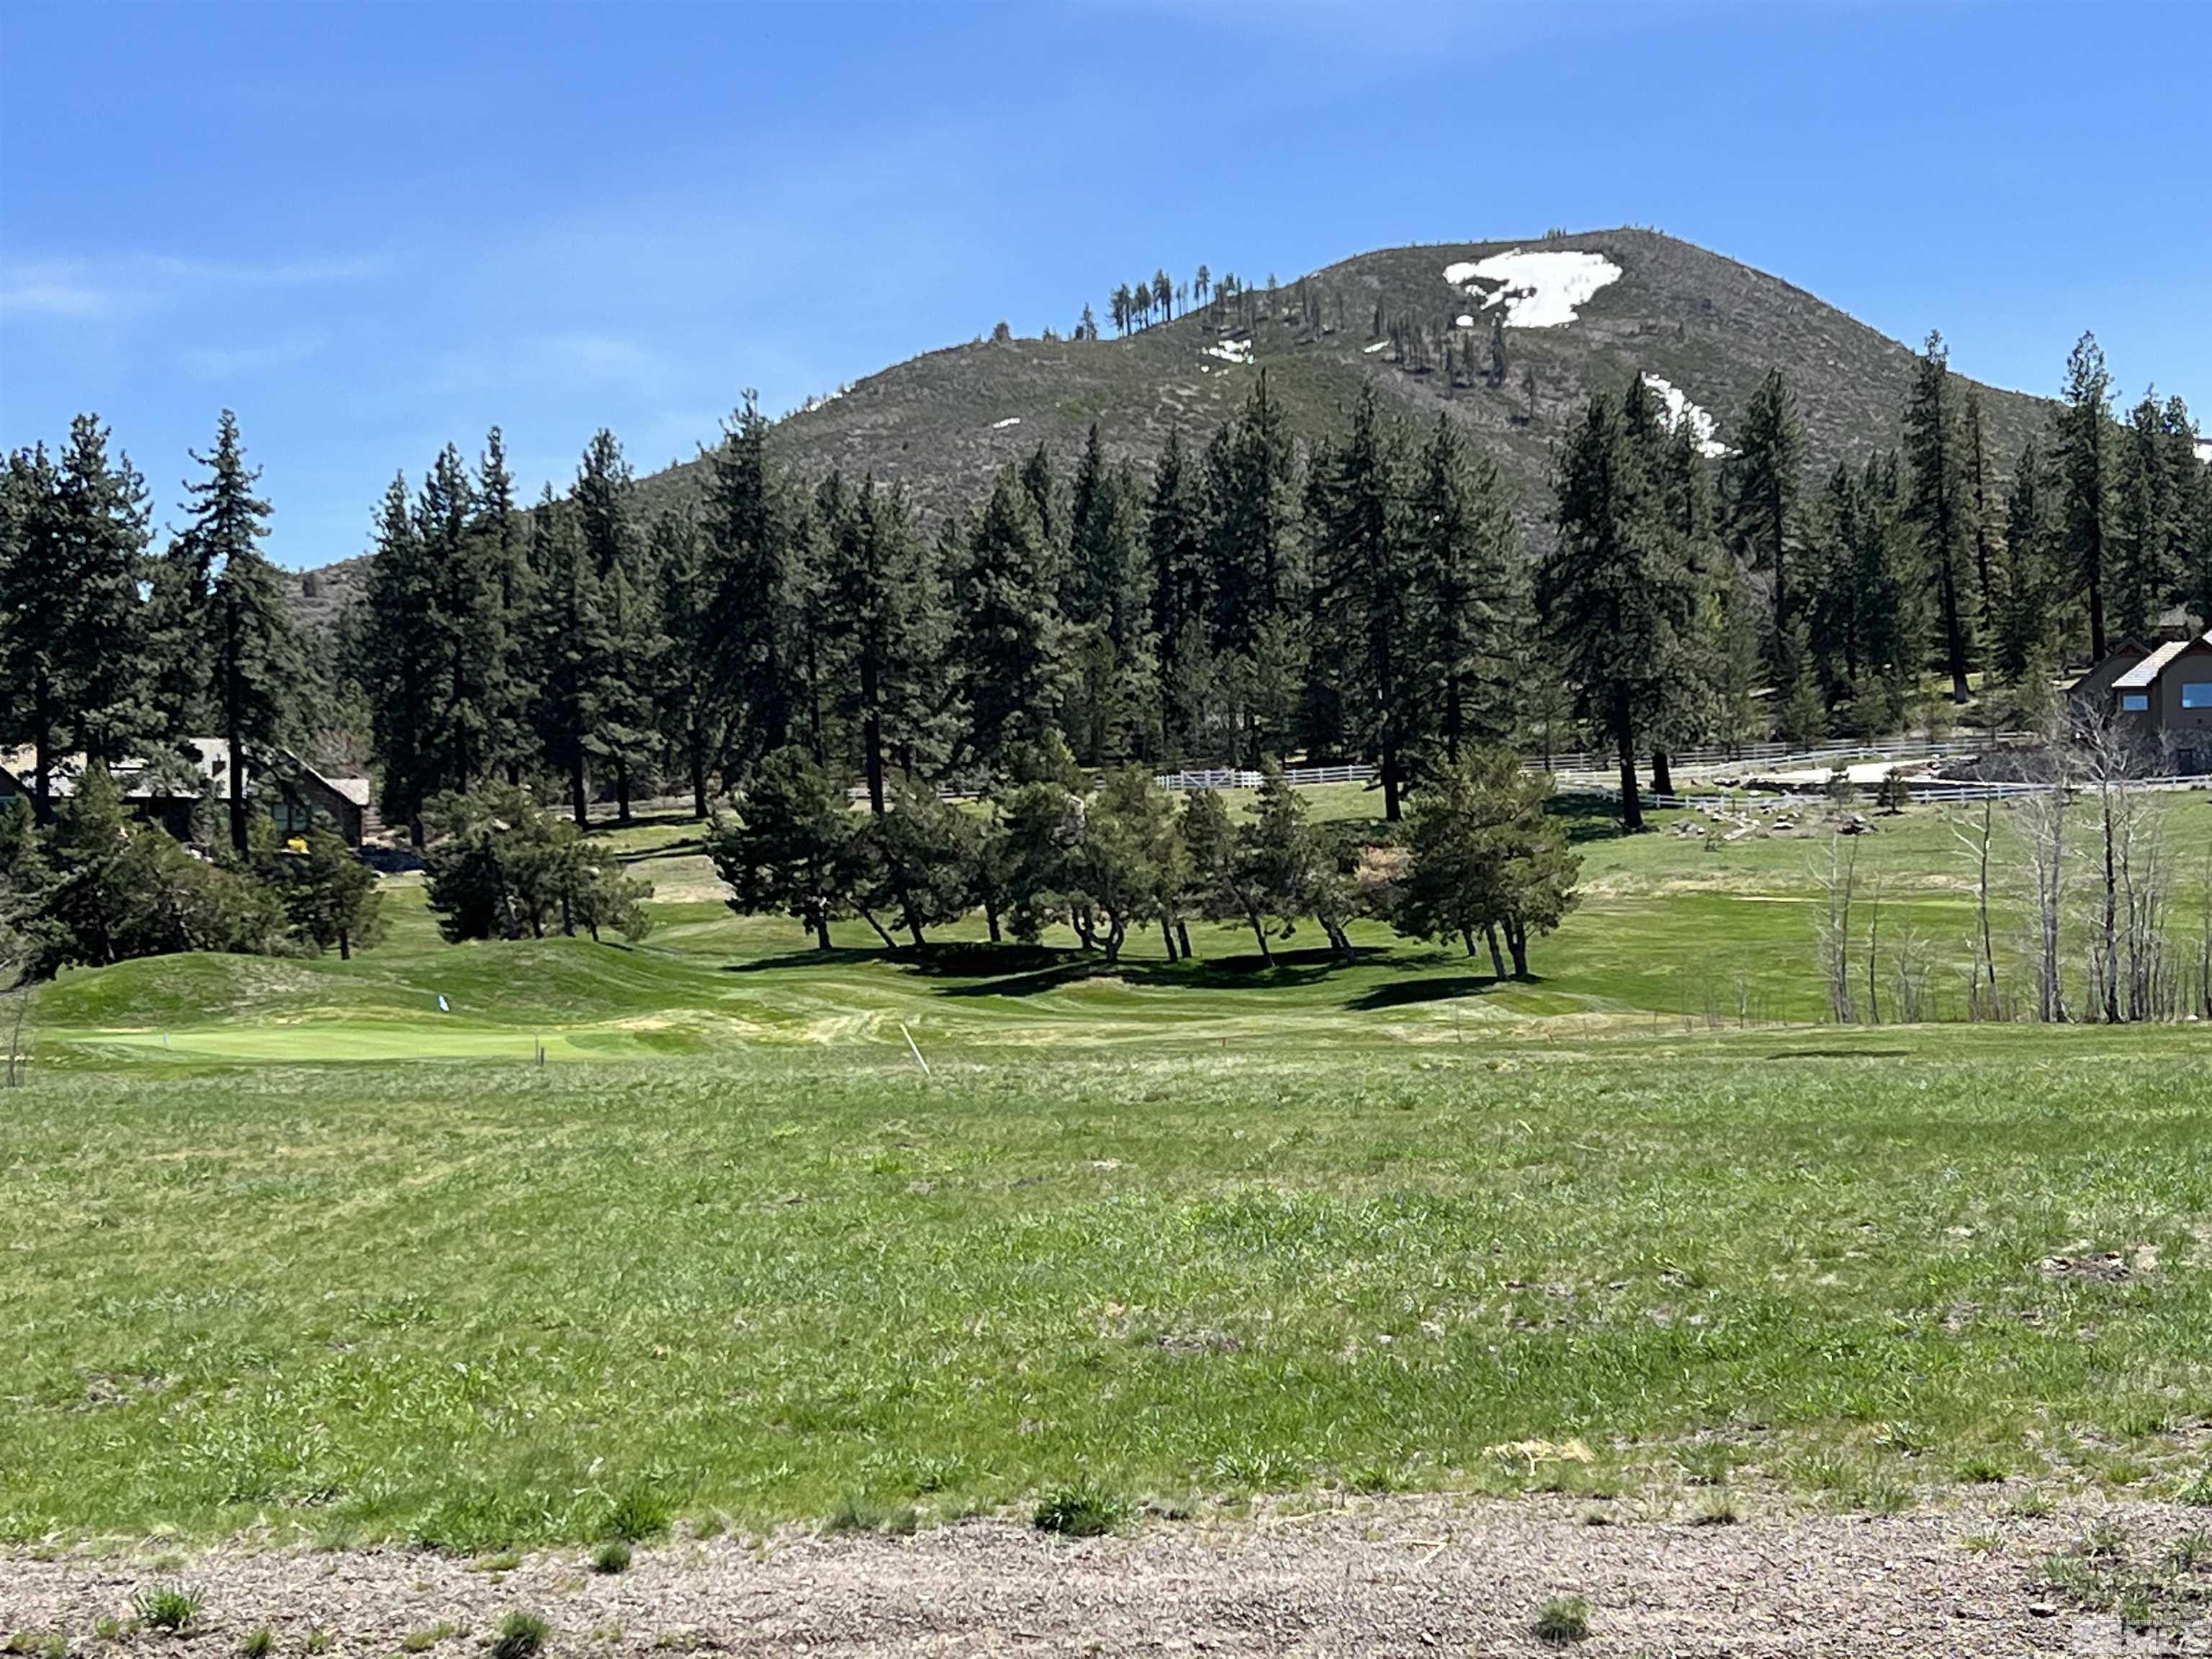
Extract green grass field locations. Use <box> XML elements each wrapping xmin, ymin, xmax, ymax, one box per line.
<box><xmin>4</xmin><ymin>788</ymin><xmax>2210</xmax><ymax>1549</ymax></box>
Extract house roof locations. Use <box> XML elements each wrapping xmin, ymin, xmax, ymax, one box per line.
<box><xmin>0</xmin><ymin>739</ymin><xmax>369</xmax><ymax>808</ymax></box>
<box><xmin>2114</xmin><ymin>630</ymin><xmax>2212</xmax><ymax>689</ymax></box>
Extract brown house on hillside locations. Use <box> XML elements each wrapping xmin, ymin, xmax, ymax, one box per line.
<box><xmin>0</xmin><ymin>740</ymin><xmax>378</xmax><ymax>846</ymax></box>
<box><xmin>2070</xmin><ymin>631</ymin><xmax>2212</xmax><ymax>771</ymax></box>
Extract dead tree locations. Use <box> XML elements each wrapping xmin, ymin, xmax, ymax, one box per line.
<box><xmin>1812</xmin><ymin>831</ymin><xmax>1859</xmax><ymax>1023</ymax></box>
<box><xmin>1952</xmin><ymin>798</ymin><xmax>2002</xmax><ymax>1020</ymax></box>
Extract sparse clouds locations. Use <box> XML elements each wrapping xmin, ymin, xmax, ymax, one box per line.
<box><xmin>179</xmin><ymin>333</ymin><xmax>328</xmax><ymax>381</ymax></box>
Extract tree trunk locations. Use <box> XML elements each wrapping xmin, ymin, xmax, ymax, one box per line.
<box><xmin>861</xmin><ymin>659</ymin><xmax>886</xmax><ymax>817</ymax></box>
<box><xmin>690</xmin><ymin>722</ymin><xmax>708</xmax><ymax>821</ymax></box>
<box><xmin>1244</xmin><ymin>901</ymin><xmax>1274</xmax><ymax>966</ymax></box>
<box><xmin>569</xmin><ymin>753</ymin><xmax>588</xmax><ymax>828</ymax></box>
<box><xmin>813</xmin><ymin>910</ymin><xmax>832</xmax><ymax>952</ymax></box>
<box><xmin>1506</xmin><ymin>917</ymin><xmax>1529</xmax><ymax>978</ymax></box>
<box><xmin>616</xmin><ymin>755</ymin><xmax>632</xmax><ymax>827</ymax></box>
<box><xmin>1462</xmin><ymin>926</ymin><xmax>1477</xmax><ymax>958</ymax></box>
<box><xmin>1485</xmin><ymin>924</ymin><xmax>1508</xmax><ymax>979</ymax></box>
<box><xmin>1380</xmin><ymin>734</ymin><xmax>1401</xmax><ymax>823</ymax></box>
<box><xmin>1161</xmin><ymin>916</ymin><xmax>1179</xmax><ymax>961</ymax></box>
<box><xmin>1176</xmin><ymin>920</ymin><xmax>1193</xmax><ymax>959</ymax></box>
<box><xmin>338</xmin><ymin>928</ymin><xmax>351</xmax><ymax>962</ymax></box>
<box><xmin>985</xmin><ymin>899</ymin><xmax>1002</xmax><ymax>943</ymax></box>
<box><xmin>860</xmin><ymin>908</ymin><xmax>898</xmax><ymax>949</ymax></box>
<box><xmin>1615</xmin><ymin>696</ymin><xmax>1644</xmax><ymax>832</ymax></box>
<box><xmin>228</xmin><ymin>726</ymin><xmax>248</xmax><ymax>856</ymax></box>
<box><xmin>1651</xmin><ymin>749</ymin><xmax>1673</xmax><ymax>797</ymax></box>
<box><xmin>31</xmin><ymin>693</ymin><xmax>53</xmax><ymax>827</ymax></box>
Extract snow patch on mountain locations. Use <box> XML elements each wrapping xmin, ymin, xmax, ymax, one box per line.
<box><xmin>1204</xmin><ymin>338</ymin><xmax>1253</xmax><ymax>364</ymax></box>
<box><xmin>1642</xmin><ymin>375</ymin><xmax>1730</xmax><ymax>459</ymax></box>
<box><xmin>1443</xmin><ymin>248</ymin><xmax>1622</xmax><ymax>329</ymax></box>
<box><xmin>992</xmin><ymin>416</ymin><xmax>1022</xmax><ymax>429</ymax></box>
<box><xmin>1362</xmin><ymin>339</ymin><xmax>1388</xmax><ymax>354</ymax></box>
<box><xmin>2197</xmin><ymin>438</ymin><xmax>2212</xmax><ymax>465</ymax></box>
<box><xmin>1455</xmin><ymin>314</ymin><xmax>1475</xmax><ymax>328</ymax></box>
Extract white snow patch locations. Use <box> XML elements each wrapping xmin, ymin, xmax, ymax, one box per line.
<box><xmin>991</xmin><ymin>416</ymin><xmax>1022</xmax><ymax>430</ymax></box>
<box><xmin>1442</xmin><ymin>248</ymin><xmax>1622</xmax><ymax>329</ymax></box>
<box><xmin>1362</xmin><ymin>339</ymin><xmax>1389</xmax><ymax>354</ymax></box>
<box><xmin>1204</xmin><ymin>338</ymin><xmax>1253</xmax><ymax>364</ymax></box>
<box><xmin>1642</xmin><ymin>374</ymin><xmax>1731</xmax><ymax>459</ymax></box>
<box><xmin>2197</xmin><ymin>438</ymin><xmax>2212</xmax><ymax>465</ymax></box>
<box><xmin>1455</xmin><ymin>314</ymin><xmax>1475</xmax><ymax>328</ymax></box>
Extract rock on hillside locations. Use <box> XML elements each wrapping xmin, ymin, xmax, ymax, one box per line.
<box><xmin>289</xmin><ymin>228</ymin><xmax>2053</xmax><ymax>625</ymax></box>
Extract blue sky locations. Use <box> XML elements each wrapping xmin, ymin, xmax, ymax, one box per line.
<box><xmin>4</xmin><ymin>0</ymin><xmax>2206</xmax><ymax>569</ymax></box>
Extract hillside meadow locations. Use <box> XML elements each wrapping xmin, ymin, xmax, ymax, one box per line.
<box><xmin>4</xmin><ymin>787</ymin><xmax>2211</xmax><ymax>1550</ymax></box>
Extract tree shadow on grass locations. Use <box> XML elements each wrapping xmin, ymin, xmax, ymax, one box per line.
<box><xmin>1348</xmin><ymin>973</ymin><xmax>1504</xmax><ymax>1010</ymax></box>
<box><xmin>935</xmin><ymin>943</ymin><xmax>1374</xmax><ymax>999</ymax></box>
<box><xmin>1547</xmin><ymin>791</ymin><xmax>1637</xmax><ymax>844</ymax></box>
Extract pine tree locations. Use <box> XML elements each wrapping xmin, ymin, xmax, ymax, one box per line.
<box><xmin>1146</xmin><ymin>426</ymin><xmax>1210</xmax><ymax>760</ymax></box>
<box><xmin>1995</xmin><ymin>438</ymin><xmax>2058</xmax><ymax>681</ymax></box>
<box><xmin>1537</xmin><ymin>377</ymin><xmax>1701</xmax><ymax>831</ymax></box>
<box><xmin>1063</xmin><ymin>426</ymin><xmax>1151</xmax><ymax>764</ymax></box>
<box><xmin>0</xmin><ymin>445</ymin><xmax>69</xmax><ymax>823</ymax></box>
<box><xmin>1407</xmin><ymin>415</ymin><xmax>1523</xmax><ymax>764</ymax></box>
<box><xmin>529</xmin><ymin>489</ymin><xmax>605</xmax><ymax>826</ymax></box>
<box><xmin>1723</xmin><ymin>368</ymin><xmax>1805</xmax><ymax>665</ymax></box>
<box><xmin>2112</xmin><ymin>390</ymin><xmax>2180</xmax><ymax>640</ymax></box>
<box><xmin>1902</xmin><ymin>332</ymin><xmax>1974</xmax><ymax>702</ymax></box>
<box><xmin>1961</xmin><ymin>388</ymin><xmax>1999</xmax><ymax>633</ymax></box>
<box><xmin>2056</xmin><ymin>331</ymin><xmax>2116</xmax><ymax>660</ymax></box>
<box><xmin>1204</xmin><ymin>373</ymin><xmax>1300</xmax><ymax>665</ymax></box>
<box><xmin>706</xmin><ymin>745</ymin><xmax>860</xmax><ymax>950</ymax></box>
<box><xmin>416</xmin><ymin>443</ymin><xmax>495</xmax><ymax>795</ymax></box>
<box><xmin>572</xmin><ymin>430</ymin><xmax>658</xmax><ymax>822</ymax></box>
<box><xmin>473</xmin><ymin>428</ymin><xmax>536</xmax><ymax>785</ymax></box>
<box><xmin>50</xmin><ymin>415</ymin><xmax>153</xmax><ymax>768</ymax></box>
<box><xmin>184</xmin><ymin>412</ymin><xmax>302</xmax><ymax>853</ymax></box>
<box><xmin>359</xmin><ymin>472</ymin><xmax>440</xmax><ymax>842</ymax></box>
<box><xmin>651</xmin><ymin>507</ymin><xmax>719</xmax><ymax>818</ymax></box>
<box><xmin>952</xmin><ymin>469</ymin><xmax>1066</xmax><ymax>774</ymax></box>
<box><xmin>703</xmin><ymin>394</ymin><xmax>800</xmax><ymax>773</ymax></box>
<box><xmin>822</xmin><ymin>478</ymin><xmax>948</xmax><ymax>812</ymax></box>
<box><xmin>1308</xmin><ymin>390</ymin><xmax>1414</xmax><ymax>819</ymax></box>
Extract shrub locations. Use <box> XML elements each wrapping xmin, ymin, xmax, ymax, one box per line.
<box><xmin>487</xmin><ymin>1611</ymin><xmax>549</xmax><ymax>1659</ymax></box>
<box><xmin>133</xmin><ymin>1583</ymin><xmax>202</xmax><ymax>1632</ymax></box>
<box><xmin>590</xmin><ymin>1539</ymin><xmax>631</xmax><ymax>1575</ymax></box>
<box><xmin>1033</xmin><ymin>1484</ymin><xmax>1125</xmax><ymax>1538</ymax></box>
<box><xmin>1533</xmin><ymin>1595</ymin><xmax>1591</xmax><ymax>1645</ymax></box>
<box><xmin>239</xmin><ymin>1629</ymin><xmax>274</xmax><ymax>1659</ymax></box>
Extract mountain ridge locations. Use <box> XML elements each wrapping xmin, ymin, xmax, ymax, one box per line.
<box><xmin>289</xmin><ymin>228</ymin><xmax>2055</xmax><ymax>629</ymax></box>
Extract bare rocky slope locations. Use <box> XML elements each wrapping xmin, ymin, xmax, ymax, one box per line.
<box><xmin>289</xmin><ymin>228</ymin><xmax>2054</xmax><ymax>629</ymax></box>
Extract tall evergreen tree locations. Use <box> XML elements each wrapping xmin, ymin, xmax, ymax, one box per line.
<box><xmin>951</xmin><ymin>469</ymin><xmax>1066</xmax><ymax>774</ymax></box>
<box><xmin>822</xmin><ymin>478</ymin><xmax>948</xmax><ymax>811</ymax></box>
<box><xmin>1407</xmin><ymin>415</ymin><xmax>1523</xmax><ymax>764</ymax></box>
<box><xmin>1996</xmin><ymin>438</ymin><xmax>2058</xmax><ymax>682</ymax></box>
<box><xmin>472</xmin><ymin>428</ymin><xmax>536</xmax><ymax>785</ymax></box>
<box><xmin>1537</xmin><ymin>377</ymin><xmax>1701</xmax><ymax>831</ymax></box>
<box><xmin>2112</xmin><ymin>390</ymin><xmax>2182</xmax><ymax>640</ymax></box>
<box><xmin>1145</xmin><ymin>426</ymin><xmax>1210</xmax><ymax>761</ymax></box>
<box><xmin>529</xmin><ymin>489</ymin><xmax>605</xmax><ymax>827</ymax></box>
<box><xmin>50</xmin><ymin>415</ymin><xmax>153</xmax><ymax>768</ymax></box>
<box><xmin>1902</xmin><ymin>331</ymin><xmax>1974</xmax><ymax>702</ymax></box>
<box><xmin>1063</xmin><ymin>426</ymin><xmax>1151</xmax><ymax>763</ymax></box>
<box><xmin>418</xmin><ymin>443</ymin><xmax>496</xmax><ymax>796</ymax></box>
<box><xmin>1307</xmin><ymin>390</ymin><xmax>1414</xmax><ymax>819</ymax></box>
<box><xmin>1961</xmin><ymin>388</ymin><xmax>1999</xmax><ymax>633</ymax></box>
<box><xmin>186</xmin><ymin>413</ymin><xmax>302</xmax><ymax>853</ymax></box>
<box><xmin>1723</xmin><ymin>367</ymin><xmax>1806</xmax><ymax>665</ymax></box>
<box><xmin>359</xmin><ymin>473</ymin><xmax>440</xmax><ymax>842</ymax></box>
<box><xmin>0</xmin><ymin>446</ymin><xmax>67</xmax><ymax>822</ymax></box>
<box><xmin>702</xmin><ymin>395</ymin><xmax>800</xmax><ymax>773</ymax></box>
<box><xmin>572</xmin><ymin>430</ymin><xmax>658</xmax><ymax>824</ymax></box>
<box><xmin>651</xmin><ymin>506</ymin><xmax>720</xmax><ymax>819</ymax></box>
<box><xmin>2056</xmin><ymin>331</ymin><xmax>2116</xmax><ymax>660</ymax></box>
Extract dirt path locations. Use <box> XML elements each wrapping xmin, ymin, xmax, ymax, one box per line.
<box><xmin>2</xmin><ymin>1493</ymin><xmax>2199</xmax><ymax>1655</ymax></box>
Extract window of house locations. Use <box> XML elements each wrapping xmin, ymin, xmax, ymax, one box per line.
<box><xmin>2182</xmin><ymin>682</ymin><xmax>2212</xmax><ymax>710</ymax></box>
<box><xmin>2120</xmin><ymin>693</ymin><xmax>2150</xmax><ymax>711</ymax></box>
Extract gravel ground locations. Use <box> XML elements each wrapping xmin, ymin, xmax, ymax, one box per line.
<box><xmin>2</xmin><ymin>1493</ymin><xmax>2203</xmax><ymax>1656</ymax></box>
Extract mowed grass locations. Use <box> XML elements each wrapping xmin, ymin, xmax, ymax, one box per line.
<box><xmin>4</xmin><ymin>788</ymin><xmax>2209</xmax><ymax>1547</ymax></box>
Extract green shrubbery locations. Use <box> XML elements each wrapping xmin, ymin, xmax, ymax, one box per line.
<box><xmin>0</xmin><ymin>768</ymin><xmax>382</xmax><ymax>979</ymax></box>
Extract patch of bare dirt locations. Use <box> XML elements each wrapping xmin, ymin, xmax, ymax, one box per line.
<box><xmin>4</xmin><ymin>1493</ymin><xmax>2206</xmax><ymax>1655</ymax></box>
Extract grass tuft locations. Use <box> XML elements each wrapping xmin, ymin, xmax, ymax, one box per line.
<box><xmin>1033</xmin><ymin>1484</ymin><xmax>1126</xmax><ymax>1538</ymax></box>
<box><xmin>599</xmin><ymin>1488</ymin><xmax>671</xmax><ymax>1543</ymax></box>
<box><xmin>590</xmin><ymin>1539</ymin><xmax>631</xmax><ymax>1575</ymax></box>
<box><xmin>132</xmin><ymin>1584</ymin><xmax>200</xmax><ymax>1633</ymax></box>
<box><xmin>487</xmin><ymin>1611</ymin><xmax>549</xmax><ymax>1659</ymax></box>
<box><xmin>1533</xmin><ymin>1595</ymin><xmax>1591</xmax><ymax>1645</ymax></box>
<box><xmin>239</xmin><ymin>1629</ymin><xmax>274</xmax><ymax>1659</ymax></box>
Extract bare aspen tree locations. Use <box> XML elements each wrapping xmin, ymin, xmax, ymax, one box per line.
<box><xmin>1863</xmin><ymin>869</ymin><xmax>1884</xmax><ymax>1027</ymax></box>
<box><xmin>2013</xmin><ymin>764</ymin><xmax>2075</xmax><ymax>1023</ymax></box>
<box><xmin>1953</xmin><ymin>797</ymin><xmax>2002</xmax><ymax>1020</ymax></box>
<box><xmin>1812</xmin><ymin>831</ymin><xmax>1858</xmax><ymax>1023</ymax></box>
<box><xmin>2194</xmin><ymin>842</ymin><xmax>2212</xmax><ymax>1022</ymax></box>
<box><xmin>1892</xmin><ymin>923</ymin><xmax>1933</xmax><ymax>1023</ymax></box>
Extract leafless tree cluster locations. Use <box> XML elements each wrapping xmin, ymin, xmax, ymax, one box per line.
<box><xmin>1815</xmin><ymin>719</ymin><xmax>2206</xmax><ymax>1026</ymax></box>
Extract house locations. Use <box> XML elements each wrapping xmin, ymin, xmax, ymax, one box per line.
<box><xmin>2075</xmin><ymin>630</ymin><xmax>2212</xmax><ymax>772</ymax></box>
<box><xmin>0</xmin><ymin>739</ymin><xmax>379</xmax><ymax>846</ymax></box>
<box><xmin>2065</xmin><ymin>636</ymin><xmax>2155</xmax><ymax>724</ymax></box>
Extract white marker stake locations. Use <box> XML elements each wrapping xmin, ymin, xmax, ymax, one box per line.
<box><xmin>899</xmin><ymin>1022</ymin><xmax>931</xmax><ymax>1077</ymax></box>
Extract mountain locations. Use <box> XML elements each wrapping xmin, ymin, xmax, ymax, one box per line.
<box><xmin>289</xmin><ymin>228</ymin><xmax>2055</xmax><ymax>626</ymax></box>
